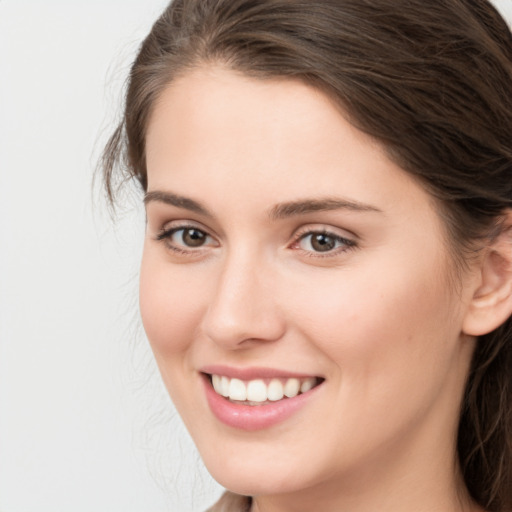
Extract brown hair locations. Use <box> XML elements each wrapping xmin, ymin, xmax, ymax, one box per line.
<box><xmin>102</xmin><ymin>1</ymin><xmax>512</xmax><ymax>509</ymax></box>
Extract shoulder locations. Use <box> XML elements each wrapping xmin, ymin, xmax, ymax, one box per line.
<box><xmin>205</xmin><ymin>491</ymin><xmax>252</xmax><ymax>512</ymax></box>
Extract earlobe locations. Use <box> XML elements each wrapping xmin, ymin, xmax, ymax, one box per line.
<box><xmin>462</xmin><ymin>220</ymin><xmax>512</xmax><ymax>337</ymax></box>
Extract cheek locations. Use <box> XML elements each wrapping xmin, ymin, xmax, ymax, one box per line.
<box><xmin>289</xmin><ymin>252</ymin><xmax>461</xmax><ymax>394</ymax></box>
<box><xmin>283</xmin><ymin>256</ymin><xmax>467</xmax><ymax>461</ymax></box>
<box><xmin>139</xmin><ymin>249</ymin><xmax>205</xmax><ymax>356</ymax></box>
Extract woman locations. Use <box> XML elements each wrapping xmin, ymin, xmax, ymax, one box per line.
<box><xmin>102</xmin><ymin>1</ymin><xmax>512</xmax><ymax>511</ymax></box>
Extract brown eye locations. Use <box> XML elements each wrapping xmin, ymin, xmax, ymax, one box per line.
<box><xmin>310</xmin><ymin>233</ymin><xmax>336</xmax><ymax>252</ymax></box>
<box><xmin>181</xmin><ymin>228</ymin><xmax>207</xmax><ymax>247</ymax></box>
<box><xmin>156</xmin><ymin>226</ymin><xmax>216</xmax><ymax>251</ymax></box>
<box><xmin>297</xmin><ymin>231</ymin><xmax>355</xmax><ymax>254</ymax></box>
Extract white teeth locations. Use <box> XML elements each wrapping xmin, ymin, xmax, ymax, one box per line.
<box><xmin>300</xmin><ymin>377</ymin><xmax>316</xmax><ymax>393</ymax></box>
<box><xmin>228</xmin><ymin>378</ymin><xmax>247</xmax><ymax>401</ymax></box>
<box><xmin>211</xmin><ymin>374</ymin><xmax>319</xmax><ymax>403</ymax></box>
<box><xmin>247</xmin><ymin>379</ymin><xmax>267</xmax><ymax>402</ymax></box>
<box><xmin>284</xmin><ymin>378</ymin><xmax>300</xmax><ymax>398</ymax></box>
<box><xmin>267</xmin><ymin>379</ymin><xmax>284</xmax><ymax>401</ymax></box>
<box><xmin>212</xmin><ymin>374</ymin><xmax>222</xmax><ymax>394</ymax></box>
<box><xmin>220</xmin><ymin>376</ymin><xmax>230</xmax><ymax>397</ymax></box>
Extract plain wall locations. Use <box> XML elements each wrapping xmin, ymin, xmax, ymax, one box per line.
<box><xmin>1</xmin><ymin>1</ymin><xmax>511</xmax><ymax>511</ymax></box>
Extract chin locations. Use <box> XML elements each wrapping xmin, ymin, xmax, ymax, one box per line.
<box><xmin>198</xmin><ymin>441</ymin><xmax>327</xmax><ymax>497</ymax></box>
<box><xmin>208</xmin><ymin>464</ymin><xmax>305</xmax><ymax>497</ymax></box>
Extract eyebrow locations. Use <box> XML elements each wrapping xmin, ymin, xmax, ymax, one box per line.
<box><xmin>268</xmin><ymin>197</ymin><xmax>382</xmax><ymax>220</ymax></box>
<box><xmin>144</xmin><ymin>190</ymin><xmax>382</xmax><ymax>220</ymax></box>
<box><xmin>144</xmin><ymin>190</ymin><xmax>213</xmax><ymax>217</ymax></box>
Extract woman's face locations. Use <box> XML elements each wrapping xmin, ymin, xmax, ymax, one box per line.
<box><xmin>141</xmin><ymin>67</ymin><xmax>477</xmax><ymax>501</ymax></box>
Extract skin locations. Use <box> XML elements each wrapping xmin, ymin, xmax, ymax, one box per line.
<box><xmin>141</xmin><ymin>66</ymin><xmax>486</xmax><ymax>512</ymax></box>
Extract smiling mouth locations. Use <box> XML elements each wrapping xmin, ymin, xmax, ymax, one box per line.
<box><xmin>206</xmin><ymin>374</ymin><xmax>324</xmax><ymax>406</ymax></box>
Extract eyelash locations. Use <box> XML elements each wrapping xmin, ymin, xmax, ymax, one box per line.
<box><xmin>291</xmin><ymin>228</ymin><xmax>358</xmax><ymax>257</ymax></box>
<box><xmin>155</xmin><ymin>224</ymin><xmax>358</xmax><ymax>257</ymax></box>
<box><xmin>156</xmin><ymin>224</ymin><xmax>216</xmax><ymax>255</ymax></box>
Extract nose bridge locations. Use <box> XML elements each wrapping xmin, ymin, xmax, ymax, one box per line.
<box><xmin>202</xmin><ymin>245</ymin><xmax>284</xmax><ymax>348</ymax></box>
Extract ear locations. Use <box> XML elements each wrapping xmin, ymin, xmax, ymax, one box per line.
<box><xmin>463</xmin><ymin>215</ymin><xmax>512</xmax><ymax>337</ymax></box>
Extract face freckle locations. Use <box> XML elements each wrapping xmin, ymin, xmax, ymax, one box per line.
<box><xmin>140</xmin><ymin>65</ymin><xmax>477</xmax><ymax>503</ymax></box>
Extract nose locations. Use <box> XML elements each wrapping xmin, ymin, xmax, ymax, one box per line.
<box><xmin>201</xmin><ymin>249</ymin><xmax>286</xmax><ymax>349</ymax></box>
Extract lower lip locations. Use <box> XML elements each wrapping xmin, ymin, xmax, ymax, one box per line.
<box><xmin>202</xmin><ymin>374</ymin><xmax>322</xmax><ymax>431</ymax></box>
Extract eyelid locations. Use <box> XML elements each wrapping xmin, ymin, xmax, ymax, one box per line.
<box><xmin>292</xmin><ymin>223</ymin><xmax>357</xmax><ymax>240</ymax></box>
<box><xmin>294</xmin><ymin>222</ymin><xmax>359</xmax><ymax>236</ymax></box>
<box><xmin>155</xmin><ymin>219</ymin><xmax>215</xmax><ymax>238</ymax></box>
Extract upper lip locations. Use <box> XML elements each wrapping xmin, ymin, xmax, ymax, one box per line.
<box><xmin>200</xmin><ymin>364</ymin><xmax>322</xmax><ymax>381</ymax></box>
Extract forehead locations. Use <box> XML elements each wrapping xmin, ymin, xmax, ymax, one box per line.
<box><xmin>145</xmin><ymin>66</ymin><xmax>357</xmax><ymax>172</ymax></box>
<box><xmin>144</xmin><ymin>65</ymin><xmax>437</xmax><ymax>225</ymax></box>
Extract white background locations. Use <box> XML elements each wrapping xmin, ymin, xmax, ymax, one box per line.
<box><xmin>0</xmin><ymin>1</ymin><xmax>511</xmax><ymax>511</ymax></box>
